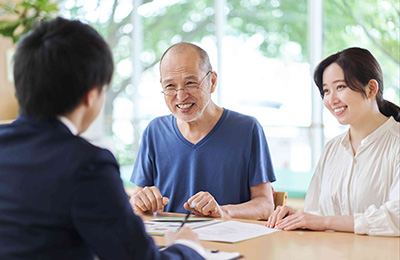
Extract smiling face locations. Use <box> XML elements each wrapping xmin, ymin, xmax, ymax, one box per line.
<box><xmin>322</xmin><ymin>63</ymin><xmax>371</xmax><ymax>126</ymax></box>
<box><xmin>160</xmin><ymin>48</ymin><xmax>215</xmax><ymax>123</ymax></box>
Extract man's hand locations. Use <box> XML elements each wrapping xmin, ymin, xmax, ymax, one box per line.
<box><xmin>164</xmin><ymin>226</ymin><xmax>201</xmax><ymax>246</ymax></box>
<box><xmin>266</xmin><ymin>205</ymin><xmax>295</xmax><ymax>228</ymax></box>
<box><xmin>129</xmin><ymin>186</ymin><xmax>169</xmax><ymax>213</ymax></box>
<box><xmin>184</xmin><ymin>191</ymin><xmax>226</xmax><ymax>218</ymax></box>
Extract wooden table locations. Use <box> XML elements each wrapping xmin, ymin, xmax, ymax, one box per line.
<box><xmin>142</xmin><ymin>212</ymin><xmax>400</xmax><ymax>260</ymax></box>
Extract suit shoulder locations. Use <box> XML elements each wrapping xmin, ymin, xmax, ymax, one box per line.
<box><xmin>61</xmin><ymin>135</ymin><xmax>117</xmax><ymax>166</ymax></box>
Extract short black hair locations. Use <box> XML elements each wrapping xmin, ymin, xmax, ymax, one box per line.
<box><xmin>13</xmin><ymin>17</ymin><xmax>114</xmax><ymax>119</ymax></box>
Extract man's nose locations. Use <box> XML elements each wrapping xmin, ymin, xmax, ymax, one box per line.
<box><xmin>176</xmin><ymin>88</ymin><xmax>189</xmax><ymax>100</ymax></box>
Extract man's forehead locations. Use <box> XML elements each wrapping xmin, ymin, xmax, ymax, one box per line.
<box><xmin>161</xmin><ymin>71</ymin><xmax>199</xmax><ymax>83</ymax></box>
<box><xmin>162</xmin><ymin>46</ymin><xmax>200</xmax><ymax>64</ymax></box>
<box><xmin>160</xmin><ymin>62</ymin><xmax>202</xmax><ymax>81</ymax></box>
<box><xmin>160</xmin><ymin>47</ymin><xmax>204</xmax><ymax>80</ymax></box>
<box><xmin>163</xmin><ymin>50</ymin><xmax>199</xmax><ymax>64</ymax></box>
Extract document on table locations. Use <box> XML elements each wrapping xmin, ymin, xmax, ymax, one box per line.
<box><xmin>145</xmin><ymin>217</ymin><xmax>279</xmax><ymax>243</ymax></box>
<box><xmin>144</xmin><ymin>217</ymin><xmax>222</xmax><ymax>235</ymax></box>
<box><xmin>195</xmin><ymin>220</ymin><xmax>279</xmax><ymax>243</ymax></box>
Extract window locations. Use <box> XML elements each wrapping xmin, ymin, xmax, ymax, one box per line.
<box><xmin>60</xmin><ymin>0</ymin><xmax>399</xmax><ymax>197</ymax></box>
<box><xmin>322</xmin><ymin>0</ymin><xmax>399</xmax><ymax>140</ymax></box>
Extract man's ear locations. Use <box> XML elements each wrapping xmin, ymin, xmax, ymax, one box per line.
<box><xmin>210</xmin><ymin>71</ymin><xmax>217</xmax><ymax>93</ymax></box>
<box><xmin>366</xmin><ymin>79</ymin><xmax>379</xmax><ymax>99</ymax></box>
<box><xmin>82</xmin><ymin>87</ymin><xmax>98</xmax><ymax>107</ymax></box>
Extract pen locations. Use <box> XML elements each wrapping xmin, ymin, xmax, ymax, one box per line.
<box><xmin>178</xmin><ymin>202</ymin><xmax>196</xmax><ymax>230</ymax></box>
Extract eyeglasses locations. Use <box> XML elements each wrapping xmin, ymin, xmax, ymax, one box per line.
<box><xmin>161</xmin><ymin>70</ymin><xmax>212</xmax><ymax>96</ymax></box>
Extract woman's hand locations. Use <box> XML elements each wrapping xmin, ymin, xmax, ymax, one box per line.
<box><xmin>266</xmin><ymin>205</ymin><xmax>295</xmax><ymax>228</ymax></box>
<box><xmin>274</xmin><ymin>211</ymin><xmax>328</xmax><ymax>231</ymax></box>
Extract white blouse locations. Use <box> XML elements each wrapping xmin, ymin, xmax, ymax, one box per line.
<box><xmin>304</xmin><ymin>117</ymin><xmax>400</xmax><ymax>236</ymax></box>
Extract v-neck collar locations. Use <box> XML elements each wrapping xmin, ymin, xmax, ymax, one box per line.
<box><xmin>172</xmin><ymin>109</ymin><xmax>228</xmax><ymax>149</ymax></box>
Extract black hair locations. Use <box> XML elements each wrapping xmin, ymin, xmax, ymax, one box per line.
<box><xmin>314</xmin><ymin>47</ymin><xmax>400</xmax><ymax>122</ymax></box>
<box><xmin>13</xmin><ymin>17</ymin><xmax>114</xmax><ymax>119</ymax></box>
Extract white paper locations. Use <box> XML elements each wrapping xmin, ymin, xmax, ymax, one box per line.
<box><xmin>194</xmin><ymin>220</ymin><xmax>280</xmax><ymax>243</ymax></box>
<box><xmin>145</xmin><ymin>219</ymin><xmax>222</xmax><ymax>235</ymax></box>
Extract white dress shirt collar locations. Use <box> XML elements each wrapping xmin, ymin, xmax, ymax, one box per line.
<box><xmin>57</xmin><ymin>116</ymin><xmax>78</xmax><ymax>136</ymax></box>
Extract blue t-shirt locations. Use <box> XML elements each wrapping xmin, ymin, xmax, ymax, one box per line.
<box><xmin>131</xmin><ymin>109</ymin><xmax>275</xmax><ymax>213</ymax></box>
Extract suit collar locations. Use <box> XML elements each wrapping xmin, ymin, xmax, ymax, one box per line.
<box><xmin>15</xmin><ymin>114</ymin><xmax>74</xmax><ymax>136</ymax></box>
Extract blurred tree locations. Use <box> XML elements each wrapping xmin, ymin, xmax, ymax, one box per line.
<box><xmin>60</xmin><ymin>0</ymin><xmax>216</xmax><ymax>137</ymax></box>
<box><xmin>227</xmin><ymin>0</ymin><xmax>308</xmax><ymax>61</ymax></box>
<box><xmin>326</xmin><ymin>0</ymin><xmax>399</xmax><ymax>65</ymax></box>
<box><xmin>0</xmin><ymin>0</ymin><xmax>58</xmax><ymax>43</ymax></box>
<box><xmin>324</xmin><ymin>0</ymin><xmax>399</xmax><ymax>100</ymax></box>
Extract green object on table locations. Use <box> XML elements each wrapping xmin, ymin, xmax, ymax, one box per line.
<box><xmin>151</xmin><ymin>217</ymin><xmax>211</xmax><ymax>222</ymax></box>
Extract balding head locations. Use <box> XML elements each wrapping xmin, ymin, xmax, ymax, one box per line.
<box><xmin>160</xmin><ymin>42</ymin><xmax>212</xmax><ymax>76</ymax></box>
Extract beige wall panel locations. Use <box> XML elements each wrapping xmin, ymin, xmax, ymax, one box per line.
<box><xmin>0</xmin><ymin>0</ymin><xmax>19</xmax><ymax>121</ymax></box>
<box><xmin>0</xmin><ymin>36</ymin><xmax>18</xmax><ymax>121</ymax></box>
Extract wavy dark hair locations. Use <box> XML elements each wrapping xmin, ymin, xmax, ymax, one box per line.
<box><xmin>314</xmin><ymin>47</ymin><xmax>400</xmax><ymax>122</ymax></box>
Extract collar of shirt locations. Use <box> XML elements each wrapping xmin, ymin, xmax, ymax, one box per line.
<box><xmin>340</xmin><ymin>116</ymin><xmax>395</xmax><ymax>154</ymax></box>
<box><xmin>361</xmin><ymin>116</ymin><xmax>395</xmax><ymax>145</ymax></box>
<box><xmin>57</xmin><ymin>116</ymin><xmax>78</xmax><ymax>136</ymax></box>
<box><xmin>340</xmin><ymin>131</ymin><xmax>353</xmax><ymax>156</ymax></box>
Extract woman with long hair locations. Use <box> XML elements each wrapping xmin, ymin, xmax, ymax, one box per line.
<box><xmin>267</xmin><ymin>47</ymin><xmax>400</xmax><ymax>236</ymax></box>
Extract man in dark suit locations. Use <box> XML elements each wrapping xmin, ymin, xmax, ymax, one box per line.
<box><xmin>0</xmin><ymin>17</ymin><xmax>205</xmax><ymax>260</ymax></box>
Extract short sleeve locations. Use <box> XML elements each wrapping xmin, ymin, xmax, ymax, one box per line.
<box><xmin>130</xmin><ymin>126</ymin><xmax>155</xmax><ymax>187</ymax></box>
<box><xmin>248</xmin><ymin>121</ymin><xmax>275</xmax><ymax>186</ymax></box>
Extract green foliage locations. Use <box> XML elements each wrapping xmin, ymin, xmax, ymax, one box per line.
<box><xmin>114</xmin><ymin>138</ymin><xmax>135</xmax><ymax>166</ymax></box>
<box><xmin>0</xmin><ymin>0</ymin><xmax>58</xmax><ymax>43</ymax></box>
<box><xmin>60</xmin><ymin>0</ymin><xmax>399</xmax><ymax>127</ymax></box>
<box><xmin>140</xmin><ymin>0</ymin><xmax>215</xmax><ymax>67</ymax></box>
<box><xmin>324</xmin><ymin>0</ymin><xmax>399</xmax><ymax>64</ymax></box>
<box><xmin>324</xmin><ymin>0</ymin><xmax>399</xmax><ymax>103</ymax></box>
<box><xmin>57</xmin><ymin>0</ymin><xmax>399</xmax><ymax>165</ymax></box>
<box><xmin>227</xmin><ymin>0</ymin><xmax>308</xmax><ymax>61</ymax></box>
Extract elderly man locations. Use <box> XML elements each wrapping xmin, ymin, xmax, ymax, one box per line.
<box><xmin>130</xmin><ymin>42</ymin><xmax>275</xmax><ymax>220</ymax></box>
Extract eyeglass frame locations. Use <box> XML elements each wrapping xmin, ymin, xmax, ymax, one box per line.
<box><xmin>161</xmin><ymin>70</ymin><xmax>212</xmax><ymax>96</ymax></box>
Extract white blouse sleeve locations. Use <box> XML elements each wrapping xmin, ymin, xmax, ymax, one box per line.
<box><xmin>303</xmin><ymin>145</ymin><xmax>328</xmax><ymax>215</ymax></box>
<box><xmin>354</xmin><ymin>163</ymin><xmax>400</xmax><ymax>236</ymax></box>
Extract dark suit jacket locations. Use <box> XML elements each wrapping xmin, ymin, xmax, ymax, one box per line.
<box><xmin>0</xmin><ymin>115</ymin><xmax>203</xmax><ymax>260</ymax></box>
